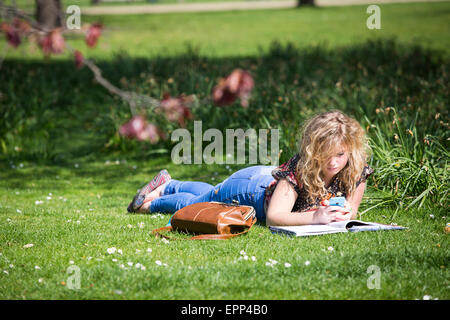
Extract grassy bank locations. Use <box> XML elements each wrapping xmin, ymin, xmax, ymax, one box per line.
<box><xmin>0</xmin><ymin>155</ymin><xmax>448</xmax><ymax>299</ymax></box>
<box><xmin>2</xmin><ymin>2</ymin><xmax>450</xmax><ymax>59</ymax></box>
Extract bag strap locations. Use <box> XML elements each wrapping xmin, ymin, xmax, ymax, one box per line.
<box><xmin>151</xmin><ymin>226</ymin><xmax>252</xmax><ymax>240</ymax></box>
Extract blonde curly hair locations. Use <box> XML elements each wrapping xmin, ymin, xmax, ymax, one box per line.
<box><xmin>296</xmin><ymin>110</ymin><xmax>370</xmax><ymax>202</ymax></box>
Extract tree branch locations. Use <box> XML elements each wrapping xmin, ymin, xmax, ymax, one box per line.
<box><xmin>0</xmin><ymin>2</ymin><xmax>161</xmax><ymax>115</ymax></box>
<box><xmin>77</xmin><ymin>47</ymin><xmax>161</xmax><ymax>115</ymax></box>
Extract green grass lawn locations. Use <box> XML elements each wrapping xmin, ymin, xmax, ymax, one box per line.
<box><xmin>2</xmin><ymin>2</ymin><xmax>450</xmax><ymax>59</ymax></box>
<box><xmin>0</xmin><ymin>2</ymin><xmax>449</xmax><ymax>300</ymax></box>
<box><xmin>0</xmin><ymin>156</ymin><xmax>448</xmax><ymax>299</ymax></box>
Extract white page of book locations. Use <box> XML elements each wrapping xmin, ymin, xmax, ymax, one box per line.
<box><xmin>270</xmin><ymin>220</ymin><xmax>406</xmax><ymax>237</ymax></box>
<box><xmin>273</xmin><ymin>224</ymin><xmax>346</xmax><ymax>235</ymax></box>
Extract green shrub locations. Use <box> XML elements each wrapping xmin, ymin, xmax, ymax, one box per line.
<box><xmin>362</xmin><ymin>107</ymin><xmax>449</xmax><ymax>215</ymax></box>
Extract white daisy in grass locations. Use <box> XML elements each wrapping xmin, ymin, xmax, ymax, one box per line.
<box><xmin>265</xmin><ymin>259</ymin><xmax>278</xmax><ymax>267</ymax></box>
<box><xmin>155</xmin><ymin>260</ymin><xmax>168</xmax><ymax>267</ymax></box>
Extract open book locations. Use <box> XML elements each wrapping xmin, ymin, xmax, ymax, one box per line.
<box><xmin>269</xmin><ymin>220</ymin><xmax>406</xmax><ymax>237</ymax></box>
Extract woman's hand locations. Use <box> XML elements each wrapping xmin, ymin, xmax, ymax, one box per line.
<box><xmin>313</xmin><ymin>205</ymin><xmax>351</xmax><ymax>224</ymax></box>
<box><xmin>334</xmin><ymin>208</ymin><xmax>352</xmax><ymax>221</ymax></box>
<box><xmin>335</xmin><ymin>201</ymin><xmax>353</xmax><ymax>221</ymax></box>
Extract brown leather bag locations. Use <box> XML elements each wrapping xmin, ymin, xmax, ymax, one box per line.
<box><xmin>152</xmin><ymin>201</ymin><xmax>257</xmax><ymax>240</ymax></box>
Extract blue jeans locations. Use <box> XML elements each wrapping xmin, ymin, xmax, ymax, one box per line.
<box><xmin>149</xmin><ymin>165</ymin><xmax>276</xmax><ymax>221</ymax></box>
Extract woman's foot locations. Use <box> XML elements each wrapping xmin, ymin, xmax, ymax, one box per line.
<box><xmin>127</xmin><ymin>169</ymin><xmax>171</xmax><ymax>213</ymax></box>
<box><xmin>136</xmin><ymin>197</ymin><xmax>154</xmax><ymax>213</ymax></box>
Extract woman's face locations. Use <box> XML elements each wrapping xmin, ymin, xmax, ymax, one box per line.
<box><xmin>321</xmin><ymin>147</ymin><xmax>349</xmax><ymax>180</ymax></box>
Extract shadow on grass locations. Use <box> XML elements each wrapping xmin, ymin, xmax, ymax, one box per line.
<box><xmin>0</xmin><ymin>37</ymin><xmax>448</xmax><ymax>166</ymax></box>
<box><xmin>0</xmin><ymin>150</ymin><xmax>245</xmax><ymax>201</ymax></box>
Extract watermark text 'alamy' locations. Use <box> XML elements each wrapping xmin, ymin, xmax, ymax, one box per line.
<box><xmin>171</xmin><ymin>121</ymin><xmax>280</xmax><ymax>165</ymax></box>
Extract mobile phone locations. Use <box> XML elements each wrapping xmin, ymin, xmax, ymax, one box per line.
<box><xmin>328</xmin><ymin>196</ymin><xmax>345</xmax><ymax>208</ymax></box>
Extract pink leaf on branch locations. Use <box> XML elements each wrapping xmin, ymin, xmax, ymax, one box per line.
<box><xmin>1</xmin><ymin>22</ymin><xmax>21</xmax><ymax>48</ymax></box>
<box><xmin>159</xmin><ymin>94</ymin><xmax>194</xmax><ymax>128</ymax></box>
<box><xmin>39</xmin><ymin>29</ymin><xmax>65</xmax><ymax>56</ymax></box>
<box><xmin>1</xmin><ymin>19</ymin><xmax>31</xmax><ymax>48</ymax></box>
<box><xmin>212</xmin><ymin>69</ymin><xmax>254</xmax><ymax>107</ymax></box>
<box><xmin>13</xmin><ymin>18</ymin><xmax>31</xmax><ymax>35</ymax></box>
<box><xmin>85</xmin><ymin>23</ymin><xmax>102</xmax><ymax>48</ymax></box>
<box><xmin>119</xmin><ymin>116</ymin><xmax>161</xmax><ymax>144</ymax></box>
<box><xmin>74</xmin><ymin>50</ymin><xmax>84</xmax><ymax>69</ymax></box>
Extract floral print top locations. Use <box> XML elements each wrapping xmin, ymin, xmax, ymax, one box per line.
<box><xmin>263</xmin><ymin>153</ymin><xmax>374</xmax><ymax>214</ymax></box>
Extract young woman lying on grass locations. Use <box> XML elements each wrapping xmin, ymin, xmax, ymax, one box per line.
<box><xmin>127</xmin><ymin>110</ymin><xmax>373</xmax><ymax>226</ymax></box>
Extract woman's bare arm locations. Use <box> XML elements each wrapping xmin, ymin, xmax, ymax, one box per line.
<box><xmin>266</xmin><ymin>178</ymin><xmax>353</xmax><ymax>226</ymax></box>
<box><xmin>265</xmin><ymin>179</ymin><xmax>317</xmax><ymax>226</ymax></box>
